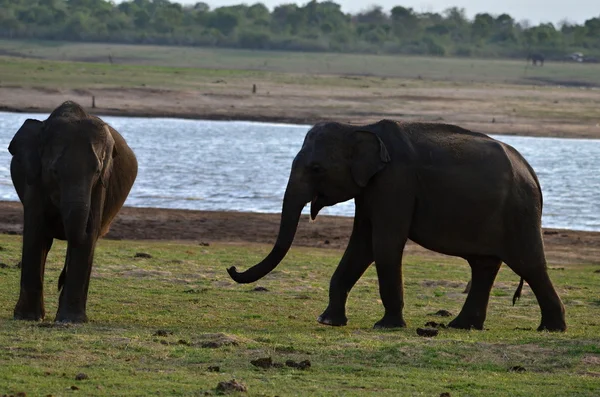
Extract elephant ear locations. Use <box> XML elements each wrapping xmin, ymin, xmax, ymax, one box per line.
<box><xmin>8</xmin><ymin>119</ymin><xmax>44</xmax><ymax>185</ymax></box>
<box><xmin>351</xmin><ymin>128</ymin><xmax>391</xmax><ymax>188</ymax></box>
<box><xmin>99</xmin><ymin>125</ymin><xmax>116</xmax><ymax>189</ymax></box>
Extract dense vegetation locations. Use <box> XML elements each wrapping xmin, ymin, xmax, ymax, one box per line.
<box><xmin>1</xmin><ymin>0</ymin><xmax>600</xmax><ymax>59</ymax></box>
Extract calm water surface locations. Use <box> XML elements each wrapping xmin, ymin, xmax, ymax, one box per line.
<box><xmin>1</xmin><ymin>112</ymin><xmax>599</xmax><ymax>231</ymax></box>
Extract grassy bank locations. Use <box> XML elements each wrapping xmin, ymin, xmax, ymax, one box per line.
<box><xmin>2</xmin><ymin>39</ymin><xmax>600</xmax><ymax>86</ymax></box>
<box><xmin>1</xmin><ymin>235</ymin><xmax>599</xmax><ymax>396</ymax></box>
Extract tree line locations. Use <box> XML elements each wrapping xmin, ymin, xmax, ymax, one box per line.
<box><xmin>1</xmin><ymin>0</ymin><xmax>600</xmax><ymax>59</ymax></box>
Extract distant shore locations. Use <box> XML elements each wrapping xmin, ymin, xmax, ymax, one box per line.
<box><xmin>2</xmin><ymin>85</ymin><xmax>600</xmax><ymax>139</ymax></box>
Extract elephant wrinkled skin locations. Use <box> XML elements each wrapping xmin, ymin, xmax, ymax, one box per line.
<box><xmin>228</xmin><ymin>120</ymin><xmax>566</xmax><ymax>332</ymax></box>
<box><xmin>8</xmin><ymin>101</ymin><xmax>138</xmax><ymax>323</ymax></box>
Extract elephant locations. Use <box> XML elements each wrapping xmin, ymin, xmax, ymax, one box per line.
<box><xmin>528</xmin><ymin>53</ymin><xmax>545</xmax><ymax>66</ymax></box>
<box><xmin>227</xmin><ymin>120</ymin><xmax>566</xmax><ymax>332</ymax></box>
<box><xmin>8</xmin><ymin>101</ymin><xmax>138</xmax><ymax>323</ymax></box>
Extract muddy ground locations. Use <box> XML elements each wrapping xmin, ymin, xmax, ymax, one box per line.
<box><xmin>1</xmin><ymin>82</ymin><xmax>599</xmax><ymax>139</ymax></box>
<box><xmin>1</xmin><ymin>201</ymin><xmax>599</xmax><ymax>266</ymax></box>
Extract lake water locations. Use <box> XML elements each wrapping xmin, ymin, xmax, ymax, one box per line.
<box><xmin>1</xmin><ymin>112</ymin><xmax>599</xmax><ymax>231</ymax></box>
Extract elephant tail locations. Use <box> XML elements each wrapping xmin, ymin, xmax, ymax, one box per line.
<box><xmin>58</xmin><ymin>266</ymin><xmax>66</xmax><ymax>292</ymax></box>
<box><xmin>512</xmin><ymin>278</ymin><xmax>525</xmax><ymax>305</ymax></box>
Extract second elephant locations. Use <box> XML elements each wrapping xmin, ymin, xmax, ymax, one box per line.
<box><xmin>228</xmin><ymin>120</ymin><xmax>566</xmax><ymax>332</ymax></box>
<box><xmin>9</xmin><ymin>101</ymin><xmax>138</xmax><ymax>323</ymax></box>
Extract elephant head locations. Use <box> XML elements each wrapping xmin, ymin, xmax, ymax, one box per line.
<box><xmin>9</xmin><ymin>112</ymin><xmax>117</xmax><ymax>245</ymax></box>
<box><xmin>228</xmin><ymin>121</ymin><xmax>391</xmax><ymax>283</ymax></box>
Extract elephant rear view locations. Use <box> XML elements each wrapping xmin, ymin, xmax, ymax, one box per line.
<box><xmin>9</xmin><ymin>101</ymin><xmax>138</xmax><ymax>323</ymax></box>
<box><xmin>228</xmin><ymin>119</ymin><xmax>566</xmax><ymax>332</ymax></box>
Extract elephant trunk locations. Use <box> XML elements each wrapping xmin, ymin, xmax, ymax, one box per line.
<box><xmin>61</xmin><ymin>198</ymin><xmax>91</xmax><ymax>246</ymax></box>
<box><xmin>227</xmin><ymin>183</ymin><xmax>309</xmax><ymax>284</ymax></box>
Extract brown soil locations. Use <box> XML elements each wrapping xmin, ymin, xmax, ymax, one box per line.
<box><xmin>2</xmin><ymin>201</ymin><xmax>600</xmax><ymax>266</ymax></box>
<box><xmin>1</xmin><ymin>82</ymin><xmax>600</xmax><ymax>139</ymax></box>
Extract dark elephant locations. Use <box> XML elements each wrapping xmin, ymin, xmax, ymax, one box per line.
<box><xmin>528</xmin><ymin>53</ymin><xmax>545</xmax><ymax>66</ymax></box>
<box><xmin>227</xmin><ymin>120</ymin><xmax>566</xmax><ymax>332</ymax></box>
<box><xmin>8</xmin><ymin>101</ymin><xmax>138</xmax><ymax>323</ymax></box>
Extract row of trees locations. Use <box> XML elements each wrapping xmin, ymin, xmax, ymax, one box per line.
<box><xmin>1</xmin><ymin>0</ymin><xmax>600</xmax><ymax>58</ymax></box>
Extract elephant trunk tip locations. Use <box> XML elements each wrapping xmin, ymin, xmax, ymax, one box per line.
<box><xmin>227</xmin><ymin>266</ymin><xmax>253</xmax><ymax>284</ymax></box>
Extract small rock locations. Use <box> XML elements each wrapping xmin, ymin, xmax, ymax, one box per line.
<box><xmin>75</xmin><ymin>373</ymin><xmax>88</xmax><ymax>381</ymax></box>
<box><xmin>252</xmin><ymin>286</ymin><xmax>269</xmax><ymax>292</ymax></box>
<box><xmin>207</xmin><ymin>366</ymin><xmax>220</xmax><ymax>372</ymax></box>
<box><xmin>199</xmin><ymin>334</ymin><xmax>239</xmax><ymax>348</ymax></box>
<box><xmin>509</xmin><ymin>365</ymin><xmax>526</xmax><ymax>372</ymax></box>
<box><xmin>285</xmin><ymin>359</ymin><xmax>311</xmax><ymax>370</ymax></box>
<box><xmin>134</xmin><ymin>252</ymin><xmax>152</xmax><ymax>258</ymax></box>
<box><xmin>250</xmin><ymin>357</ymin><xmax>272</xmax><ymax>369</ymax></box>
<box><xmin>416</xmin><ymin>327</ymin><xmax>439</xmax><ymax>337</ymax></box>
<box><xmin>425</xmin><ymin>321</ymin><xmax>446</xmax><ymax>328</ymax></box>
<box><xmin>70</xmin><ymin>385</ymin><xmax>79</xmax><ymax>390</ymax></box>
<box><xmin>153</xmin><ymin>330</ymin><xmax>173</xmax><ymax>337</ymax></box>
<box><xmin>216</xmin><ymin>379</ymin><xmax>247</xmax><ymax>393</ymax></box>
<box><xmin>433</xmin><ymin>309</ymin><xmax>453</xmax><ymax>317</ymax></box>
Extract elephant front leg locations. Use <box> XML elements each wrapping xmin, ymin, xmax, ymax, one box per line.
<box><xmin>372</xmin><ymin>233</ymin><xmax>409</xmax><ymax>329</ymax></box>
<box><xmin>55</xmin><ymin>239</ymin><xmax>96</xmax><ymax>323</ymax></box>
<box><xmin>318</xmin><ymin>215</ymin><xmax>373</xmax><ymax>326</ymax></box>
<box><xmin>448</xmin><ymin>256</ymin><xmax>501</xmax><ymax>330</ymax></box>
<box><xmin>14</xmin><ymin>210</ymin><xmax>53</xmax><ymax>321</ymax></box>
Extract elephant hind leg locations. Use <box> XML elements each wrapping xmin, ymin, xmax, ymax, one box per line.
<box><xmin>448</xmin><ymin>256</ymin><xmax>501</xmax><ymax>330</ymax></box>
<box><xmin>503</xmin><ymin>258</ymin><xmax>566</xmax><ymax>332</ymax></box>
<box><xmin>502</xmin><ymin>232</ymin><xmax>566</xmax><ymax>332</ymax></box>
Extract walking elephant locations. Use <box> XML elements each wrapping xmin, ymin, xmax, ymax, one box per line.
<box><xmin>8</xmin><ymin>101</ymin><xmax>138</xmax><ymax>323</ymax></box>
<box><xmin>227</xmin><ymin>120</ymin><xmax>566</xmax><ymax>332</ymax></box>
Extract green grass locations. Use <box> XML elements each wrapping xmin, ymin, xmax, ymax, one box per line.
<box><xmin>1</xmin><ymin>235</ymin><xmax>599</xmax><ymax>396</ymax></box>
<box><xmin>2</xmin><ymin>39</ymin><xmax>600</xmax><ymax>86</ymax></box>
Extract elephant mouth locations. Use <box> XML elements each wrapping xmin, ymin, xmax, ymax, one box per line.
<box><xmin>310</xmin><ymin>194</ymin><xmax>327</xmax><ymax>220</ymax></box>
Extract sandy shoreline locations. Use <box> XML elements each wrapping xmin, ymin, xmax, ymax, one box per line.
<box><xmin>2</xmin><ymin>201</ymin><xmax>600</xmax><ymax>266</ymax></box>
<box><xmin>2</xmin><ymin>85</ymin><xmax>600</xmax><ymax>139</ymax></box>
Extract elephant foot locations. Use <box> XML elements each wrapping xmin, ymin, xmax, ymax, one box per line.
<box><xmin>447</xmin><ymin>315</ymin><xmax>484</xmax><ymax>330</ymax></box>
<box><xmin>373</xmin><ymin>314</ymin><xmax>406</xmax><ymax>329</ymax></box>
<box><xmin>317</xmin><ymin>308</ymin><xmax>347</xmax><ymax>326</ymax></box>
<box><xmin>537</xmin><ymin>317</ymin><xmax>567</xmax><ymax>332</ymax></box>
<box><xmin>14</xmin><ymin>309</ymin><xmax>45</xmax><ymax>321</ymax></box>
<box><xmin>55</xmin><ymin>309</ymin><xmax>88</xmax><ymax>324</ymax></box>
<box><xmin>14</xmin><ymin>301</ymin><xmax>45</xmax><ymax>321</ymax></box>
